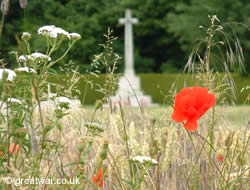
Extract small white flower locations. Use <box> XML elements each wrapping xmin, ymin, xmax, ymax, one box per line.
<box><xmin>212</xmin><ymin>15</ymin><xmax>220</xmax><ymax>22</ymax></box>
<box><xmin>8</xmin><ymin>98</ymin><xmax>22</xmax><ymax>104</ymax></box>
<box><xmin>21</xmin><ymin>32</ymin><xmax>31</xmax><ymax>40</ymax></box>
<box><xmin>38</xmin><ymin>25</ymin><xmax>56</xmax><ymax>36</ymax></box>
<box><xmin>68</xmin><ymin>33</ymin><xmax>81</xmax><ymax>40</ymax></box>
<box><xmin>0</xmin><ymin>69</ymin><xmax>16</xmax><ymax>81</ymax></box>
<box><xmin>132</xmin><ymin>156</ymin><xmax>158</xmax><ymax>165</ymax></box>
<box><xmin>19</xmin><ymin>55</ymin><xmax>28</xmax><ymax>62</ymax></box>
<box><xmin>38</xmin><ymin>25</ymin><xmax>69</xmax><ymax>39</ymax></box>
<box><xmin>53</xmin><ymin>27</ymin><xmax>69</xmax><ymax>39</ymax></box>
<box><xmin>15</xmin><ymin>67</ymin><xmax>37</xmax><ymax>74</ymax></box>
<box><xmin>48</xmin><ymin>93</ymin><xmax>57</xmax><ymax>99</ymax></box>
<box><xmin>55</xmin><ymin>97</ymin><xmax>72</xmax><ymax>110</ymax></box>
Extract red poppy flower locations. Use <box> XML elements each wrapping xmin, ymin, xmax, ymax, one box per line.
<box><xmin>171</xmin><ymin>87</ymin><xmax>216</xmax><ymax>131</ymax></box>
<box><xmin>0</xmin><ymin>144</ymin><xmax>19</xmax><ymax>157</ymax></box>
<box><xmin>92</xmin><ymin>167</ymin><xmax>104</xmax><ymax>188</ymax></box>
<box><xmin>9</xmin><ymin>144</ymin><xmax>19</xmax><ymax>155</ymax></box>
<box><xmin>217</xmin><ymin>155</ymin><xmax>224</xmax><ymax>162</ymax></box>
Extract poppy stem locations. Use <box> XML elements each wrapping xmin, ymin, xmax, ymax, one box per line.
<box><xmin>195</xmin><ymin>132</ymin><xmax>217</xmax><ymax>153</ymax></box>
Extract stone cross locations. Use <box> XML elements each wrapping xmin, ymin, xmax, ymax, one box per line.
<box><xmin>110</xmin><ymin>9</ymin><xmax>155</xmax><ymax>107</ymax></box>
<box><xmin>119</xmin><ymin>9</ymin><xmax>138</xmax><ymax>76</ymax></box>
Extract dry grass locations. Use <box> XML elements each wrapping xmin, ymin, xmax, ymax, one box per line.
<box><xmin>27</xmin><ymin>105</ymin><xmax>249</xmax><ymax>189</ymax></box>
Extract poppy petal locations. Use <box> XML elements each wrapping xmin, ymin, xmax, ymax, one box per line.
<box><xmin>184</xmin><ymin>118</ymin><xmax>198</xmax><ymax>132</ymax></box>
<box><xmin>172</xmin><ymin>86</ymin><xmax>216</xmax><ymax>131</ymax></box>
<box><xmin>98</xmin><ymin>167</ymin><xmax>103</xmax><ymax>180</ymax></box>
<box><xmin>92</xmin><ymin>175</ymin><xmax>97</xmax><ymax>183</ymax></box>
<box><xmin>171</xmin><ymin>108</ymin><xmax>186</xmax><ymax>122</ymax></box>
<box><xmin>99</xmin><ymin>180</ymin><xmax>104</xmax><ymax>188</ymax></box>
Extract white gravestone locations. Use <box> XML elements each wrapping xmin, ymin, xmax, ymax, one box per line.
<box><xmin>111</xmin><ymin>9</ymin><xmax>153</xmax><ymax>107</ymax></box>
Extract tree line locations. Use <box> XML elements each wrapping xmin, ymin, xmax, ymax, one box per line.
<box><xmin>1</xmin><ymin>0</ymin><xmax>250</xmax><ymax>74</ymax></box>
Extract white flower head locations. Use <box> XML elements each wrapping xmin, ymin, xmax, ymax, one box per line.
<box><xmin>15</xmin><ymin>67</ymin><xmax>37</xmax><ymax>74</ymax></box>
<box><xmin>132</xmin><ymin>156</ymin><xmax>158</xmax><ymax>165</ymax></box>
<box><xmin>38</xmin><ymin>25</ymin><xmax>69</xmax><ymax>40</ymax></box>
<box><xmin>55</xmin><ymin>97</ymin><xmax>72</xmax><ymax>110</ymax></box>
<box><xmin>0</xmin><ymin>69</ymin><xmax>16</xmax><ymax>81</ymax></box>
<box><xmin>68</xmin><ymin>33</ymin><xmax>81</xmax><ymax>41</ymax></box>
<box><xmin>8</xmin><ymin>98</ymin><xmax>22</xmax><ymax>105</ymax></box>
<box><xmin>19</xmin><ymin>55</ymin><xmax>27</xmax><ymax>62</ymax></box>
<box><xmin>21</xmin><ymin>32</ymin><xmax>31</xmax><ymax>41</ymax></box>
<box><xmin>19</xmin><ymin>53</ymin><xmax>51</xmax><ymax>63</ymax></box>
<box><xmin>31</xmin><ymin>52</ymin><xmax>51</xmax><ymax>61</ymax></box>
<box><xmin>53</xmin><ymin>27</ymin><xmax>69</xmax><ymax>39</ymax></box>
<box><xmin>38</xmin><ymin>25</ymin><xmax>56</xmax><ymax>36</ymax></box>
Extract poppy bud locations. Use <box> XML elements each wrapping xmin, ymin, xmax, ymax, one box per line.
<box><xmin>95</xmin><ymin>100</ymin><xmax>103</xmax><ymax>110</ymax></box>
<box><xmin>16</xmin><ymin>128</ymin><xmax>27</xmax><ymax>138</ymax></box>
<box><xmin>77</xmin><ymin>143</ymin><xmax>85</xmax><ymax>152</ymax></box>
<box><xmin>44</xmin><ymin>125</ymin><xmax>53</xmax><ymax>134</ymax></box>
<box><xmin>100</xmin><ymin>150</ymin><xmax>107</xmax><ymax>160</ymax></box>
<box><xmin>103</xmin><ymin>140</ymin><xmax>109</xmax><ymax>150</ymax></box>
<box><xmin>224</xmin><ymin>132</ymin><xmax>234</xmax><ymax>148</ymax></box>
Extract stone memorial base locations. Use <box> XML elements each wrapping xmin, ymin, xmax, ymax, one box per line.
<box><xmin>110</xmin><ymin>74</ymin><xmax>156</xmax><ymax>107</ymax></box>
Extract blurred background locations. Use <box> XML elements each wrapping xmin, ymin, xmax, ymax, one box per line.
<box><xmin>0</xmin><ymin>0</ymin><xmax>250</xmax><ymax>75</ymax></box>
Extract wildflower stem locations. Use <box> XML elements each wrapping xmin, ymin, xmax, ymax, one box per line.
<box><xmin>47</xmin><ymin>42</ymin><xmax>75</xmax><ymax>68</ymax></box>
<box><xmin>195</xmin><ymin>132</ymin><xmax>217</xmax><ymax>152</ymax></box>
<box><xmin>185</xmin><ymin>132</ymin><xmax>209</xmax><ymax>188</ymax></box>
<box><xmin>118</xmin><ymin>102</ymin><xmax>134</xmax><ymax>186</ymax></box>
<box><xmin>85</xmin><ymin>108</ymin><xmax>97</xmax><ymax>136</ymax></box>
<box><xmin>185</xmin><ymin>129</ymin><xmax>197</xmax><ymax>154</ymax></box>
<box><xmin>0</xmin><ymin>13</ymin><xmax>6</xmax><ymax>48</ymax></box>
<box><xmin>82</xmin><ymin>74</ymin><xmax>91</xmax><ymax>104</ymax></box>
<box><xmin>6</xmin><ymin>94</ymin><xmax>10</xmax><ymax>172</ymax></box>
<box><xmin>209</xmin><ymin>106</ymin><xmax>216</xmax><ymax>156</ymax></box>
<box><xmin>107</xmin><ymin>147</ymin><xmax>126</xmax><ymax>190</ymax></box>
<box><xmin>197</xmin><ymin>136</ymin><xmax>228</xmax><ymax>185</ymax></box>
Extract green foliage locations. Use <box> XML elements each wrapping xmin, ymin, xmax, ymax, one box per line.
<box><xmin>166</xmin><ymin>0</ymin><xmax>250</xmax><ymax>73</ymax></box>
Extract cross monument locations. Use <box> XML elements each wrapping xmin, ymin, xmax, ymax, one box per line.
<box><xmin>111</xmin><ymin>9</ymin><xmax>153</xmax><ymax>107</ymax></box>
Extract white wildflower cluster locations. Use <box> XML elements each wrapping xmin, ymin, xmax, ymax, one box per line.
<box><xmin>0</xmin><ymin>69</ymin><xmax>16</xmax><ymax>81</ymax></box>
<box><xmin>21</xmin><ymin>32</ymin><xmax>31</xmax><ymax>41</ymax></box>
<box><xmin>19</xmin><ymin>53</ymin><xmax>51</xmax><ymax>63</ymax></box>
<box><xmin>68</xmin><ymin>33</ymin><xmax>81</xmax><ymax>40</ymax></box>
<box><xmin>15</xmin><ymin>67</ymin><xmax>37</xmax><ymax>74</ymax></box>
<box><xmin>132</xmin><ymin>156</ymin><xmax>158</xmax><ymax>165</ymax></box>
<box><xmin>8</xmin><ymin>98</ymin><xmax>22</xmax><ymax>105</ymax></box>
<box><xmin>37</xmin><ymin>25</ymin><xmax>81</xmax><ymax>40</ymax></box>
<box><xmin>55</xmin><ymin>97</ymin><xmax>72</xmax><ymax>110</ymax></box>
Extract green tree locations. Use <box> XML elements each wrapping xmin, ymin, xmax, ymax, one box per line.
<box><xmin>1</xmin><ymin>0</ymin><xmax>249</xmax><ymax>74</ymax></box>
<box><xmin>166</xmin><ymin>0</ymin><xmax>250</xmax><ymax>73</ymax></box>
